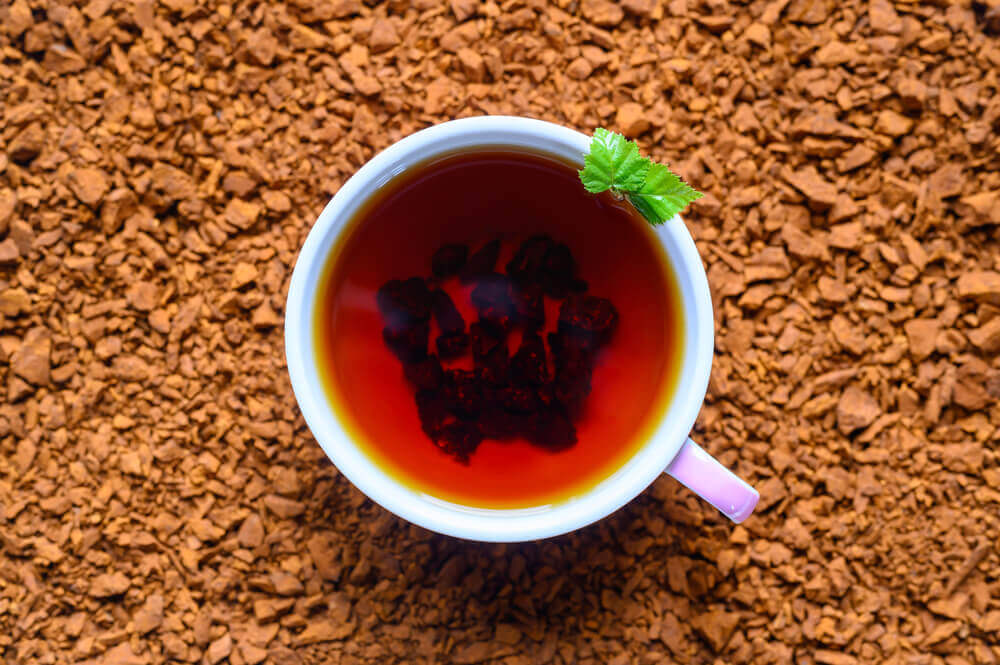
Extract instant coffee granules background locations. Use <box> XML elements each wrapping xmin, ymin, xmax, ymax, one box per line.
<box><xmin>2</xmin><ymin>1</ymin><xmax>999</xmax><ymax>664</ymax></box>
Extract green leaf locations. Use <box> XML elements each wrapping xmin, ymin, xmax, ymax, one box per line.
<box><xmin>578</xmin><ymin>127</ymin><xmax>703</xmax><ymax>226</ymax></box>
<box><xmin>578</xmin><ymin>128</ymin><xmax>651</xmax><ymax>194</ymax></box>
<box><xmin>627</xmin><ymin>162</ymin><xmax>703</xmax><ymax>225</ymax></box>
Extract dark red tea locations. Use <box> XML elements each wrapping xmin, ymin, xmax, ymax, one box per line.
<box><xmin>314</xmin><ymin>150</ymin><xmax>684</xmax><ymax>508</ymax></box>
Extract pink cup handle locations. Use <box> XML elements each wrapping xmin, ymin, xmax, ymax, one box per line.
<box><xmin>665</xmin><ymin>438</ymin><xmax>759</xmax><ymax>523</ymax></box>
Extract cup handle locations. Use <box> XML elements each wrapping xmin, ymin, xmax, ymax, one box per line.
<box><xmin>665</xmin><ymin>438</ymin><xmax>759</xmax><ymax>523</ymax></box>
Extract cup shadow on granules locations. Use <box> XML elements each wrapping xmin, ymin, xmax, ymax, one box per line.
<box><xmin>299</xmin><ymin>473</ymin><xmax>734</xmax><ymax>656</ymax></box>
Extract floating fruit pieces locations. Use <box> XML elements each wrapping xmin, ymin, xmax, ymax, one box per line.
<box><xmin>376</xmin><ymin>236</ymin><xmax>617</xmax><ymax>462</ymax></box>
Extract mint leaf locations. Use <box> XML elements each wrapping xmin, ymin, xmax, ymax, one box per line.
<box><xmin>626</xmin><ymin>162</ymin><xmax>703</xmax><ymax>225</ymax></box>
<box><xmin>578</xmin><ymin>128</ymin><xmax>702</xmax><ymax>226</ymax></box>
<box><xmin>578</xmin><ymin>128</ymin><xmax>650</xmax><ymax>194</ymax></box>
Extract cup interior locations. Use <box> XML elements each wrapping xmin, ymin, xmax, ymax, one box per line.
<box><xmin>285</xmin><ymin>117</ymin><xmax>714</xmax><ymax>541</ymax></box>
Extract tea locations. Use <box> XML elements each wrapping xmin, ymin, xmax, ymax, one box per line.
<box><xmin>314</xmin><ymin>149</ymin><xmax>684</xmax><ymax>508</ymax></box>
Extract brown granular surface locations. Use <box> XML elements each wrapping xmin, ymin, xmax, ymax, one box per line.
<box><xmin>2</xmin><ymin>0</ymin><xmax>999</xmax><ymax>663</ymax></box>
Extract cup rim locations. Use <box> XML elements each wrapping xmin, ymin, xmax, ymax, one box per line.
<box><xmin>285</xmin><ymin>116</ymin><xmax>714</xmax><ymax>542</ymax></box>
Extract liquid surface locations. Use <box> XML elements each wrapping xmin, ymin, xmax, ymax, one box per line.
<box><xmin>314</xmin><ymin>150</ymin><xmax>684</xmax><ymax>508</ymax></box>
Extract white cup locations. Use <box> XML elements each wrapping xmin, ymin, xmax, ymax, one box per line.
<box><xmin>285</xmin><ymin>116</ymin><xmax>759</xmax><ymax>542</ymax></box>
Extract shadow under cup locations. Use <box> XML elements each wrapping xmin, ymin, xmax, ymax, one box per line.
<box><xmin>285</xmin><ymin>117</ymin><xmax>715</xmax><ymax>542</ymax></box>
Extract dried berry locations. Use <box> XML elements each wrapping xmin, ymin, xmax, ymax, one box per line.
<box><xmin>436</xmin><ymin>331</ymin><xmax>469</xmax><ymax>359</ymax></box>
<box><xmin>548</xmin><ymin>330</ymin><xmax>595</xmax><ymax>416</ymax></box>
<box><xmin>471</xmin><ymin>273</ymin><xmax>516</xmax><ymax>331</ymax></box>
<box><xmin>415</xmin><ymin>389</ymin><xmax>449</xmax><ymax>440</ymax></box>
<box><xmin>435</xmin><ymin>421</ymin><xmax>483</xmax><ymax>463</ymax></box>
<box><xmin>376</xmin><ymin>278</ymin><xmax>431</xmax><ymax>329</ymax></box>
<box><xmin>557</xmin><ymin>295</ymin><xmax>618</xmax><ymax>349</ymax></box>
<box><xmin>506</xmin><ymin>234</ymin><xmax>555</xmax><ymax>285</ymax></box>
<box><xmin>403</xmin><ymin>355</ymin><xmax>443</xmax><ymax>390</ymax></box>
<box><xmin>554</xmin><ymin>364</ymin><xmax>593</xmax><ymax>417</ymax></box>
<box><xmin>431</xmin><ymin>243</ymin><xmax>468</xmax><ymax>278</ymax></box>
<box><xmin>499</xmin><ymin>385</ymin><xmax>542</xmax><ymax>413</ymax></box>
<box><xmin>460</xmin><ymin>238</ymin><xmax>500</xmax><ymax>283</ymax></box>
<box><xmin>548</xmin><ymin>330</ymin><xmax>596</xmax><ymax>370</ymax></box>
<box><xmin>431</xmin><ymin>288</ymin><xmax>464</xmax><ymax>334</ymax></box>
<box><xmin>479</xmin><ymin>406</ymin><xmax>523</xmax><ymax>440</ymax></box>
<box><xmin>513</xmin><ymin>282</ymin><xmax>545</xmax><ymax>331</ymax></box>
<box><xmin>382</xmin><ymin>321</ymin><xmax>429</xmax><ymax>363</ymax></box>
<box><xmin>476</xmin><ymin>344</ymin><xmax>510</xmax><ymax>386</ymax></box>
<box><xmin>540</xmin><ymin>243</ymin><xmax>577</xmax><ymax>298</ymax></box>
<box><xmin>525</xmin><ymin>408</ymin><xmax>577</xmax><ymax>450</ymax></box>
<box><xmin>470</xmin><ymin>321</ymin><xmax>504</xmax><ymax>359</ymax></box>
<box><xmin>511</xmin><ymin>332</ymin><xmax>548</xmax><ymax>386</ymax></box>
<box><xmin>441</xmin><ymin>369</ymin><xmax>485</xmax><ymax>419</ymax></box>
